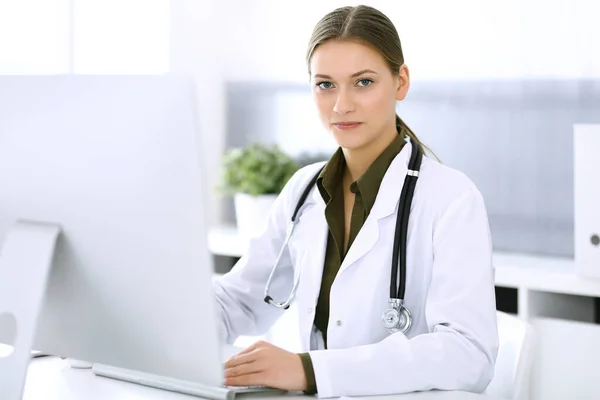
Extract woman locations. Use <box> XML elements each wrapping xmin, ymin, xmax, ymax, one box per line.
<box><xmin>214</xmin><ymin>5</ymin><xmax>498</xmax><ymax>397</ymax></box>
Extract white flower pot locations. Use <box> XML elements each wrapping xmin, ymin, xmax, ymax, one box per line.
<box><xmin>234</xmin><ymin>193</ymin><xmax>278</xmax><ymax>241</ymax></box>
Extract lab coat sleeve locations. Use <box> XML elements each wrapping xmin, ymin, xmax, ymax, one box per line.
<box><xmin>212</xmin><ymin>167</ymin><xmax>314</xmax><ymax>344</ymax></box>
<box><xmin>308</xmin><ymin>187</ymin><xmax>499</xmax><ymax>398</ymax></box>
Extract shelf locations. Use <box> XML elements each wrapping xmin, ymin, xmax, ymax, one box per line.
<box><xmin>493</xmin><ymin>252</ymin><xmax>600</xmax><ymax>297</ymax></box>
<box><xmin>208</xmin><ymin>224</ymin><xmax>600</xmax><ymax>298</ymax></box>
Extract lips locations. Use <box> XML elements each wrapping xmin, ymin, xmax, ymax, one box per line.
<box><xmin>333</xmin><ymin>122</ymin><xmax>363</xmax><ymax>130</ymax></box>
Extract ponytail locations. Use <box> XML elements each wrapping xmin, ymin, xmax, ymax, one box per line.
<box><xmin>395</xmin><ymin>115</ymin><xmax>440</xmax><ymax>162</ymax></box>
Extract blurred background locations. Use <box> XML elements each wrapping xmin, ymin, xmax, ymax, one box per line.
<box><xmin>2</xmin><ymin>0</ymin><xmax>599</xmax><ymax>258</ymax></box>
<box><xmin>3</xmin><ymin>3</ymin><xmax>600</xmax><ymax>398</ymax></box>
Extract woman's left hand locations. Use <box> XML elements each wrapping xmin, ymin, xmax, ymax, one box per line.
<box><xmin>224</xmin><ymin>340</ymin><xmax>307</xmax><ymax>391</ymax></box>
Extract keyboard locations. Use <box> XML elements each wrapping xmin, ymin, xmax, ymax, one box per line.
<box><xmin>92</xmin><ymin>363</ymin><xmax>285</xmax><ymax>400</ymax></box>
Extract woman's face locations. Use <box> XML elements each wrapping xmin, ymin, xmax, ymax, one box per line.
<box><xmin>310</xmin><ymin>39</ymin><xmax>409</xmax><ymax>152</ymax></box>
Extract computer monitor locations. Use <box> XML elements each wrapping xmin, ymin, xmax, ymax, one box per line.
<box><xmin>0</xmin><ymin>76</ymin><xmax>232</xmax><ymax>398</ymax></box>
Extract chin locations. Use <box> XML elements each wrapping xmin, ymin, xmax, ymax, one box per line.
<box><xmin>330</xmin><ymin>130</ymin><xmax>372</xmax><ymax>151</ymax></box>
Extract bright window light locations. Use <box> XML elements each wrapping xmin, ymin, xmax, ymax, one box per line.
<box><xmin>0</xmin><ymin>0</ymin><xmax>71</xmax><ymax>74</ymax></box>
<box><xmin>72</xmin><ymin>0</ymin><xmax>170</xmax><ymax>74</ymax></box>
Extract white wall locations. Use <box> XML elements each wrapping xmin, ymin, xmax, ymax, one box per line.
<box><xmin>216</xmin><ymin>0</ymin><xmax>600</xmax><ymax>82</ymax></box>
<box><xmin>168</xmin><ymin>0</ymin><xmax>600</xmax><ymax>226</ymax></box>
<box><xmin>170</xmin><ymin>0</ymin><xmax>228</xmax><ymax>224</ymax></box>
<box><xmin>5</xmin><ymin>0</ymin><xmax>595</xmax><ymax>226</ymax></box>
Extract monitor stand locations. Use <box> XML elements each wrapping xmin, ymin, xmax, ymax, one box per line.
<box><xmin>0</xmin><ymin>221</ymin><xmax>60</xmax><ymax>400</ymax></box>
<box><xmin>0</xmin><ymin>345</ymin><xmax>47</xmax><ymax>358</ymax></box>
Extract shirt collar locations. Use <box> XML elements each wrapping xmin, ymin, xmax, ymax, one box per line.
<box><xmin>354</xmin><ymin>132</ymin><xmax>406</xmax><ymax>214</ymax></box>
<box><xmin>316</xmin><ymin>129</ymin><xmax>406</xmax><ymax>212</ymax></box>
<box><xmin>316</xmin><ymin>147</ymin><xmax>345</xmax><ymax>204</ymax></box>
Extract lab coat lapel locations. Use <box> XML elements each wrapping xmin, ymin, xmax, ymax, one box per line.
<box><xmin>338</xmin><ymin>216</ymin><xmax>380</xmax><ymax>274</ymax></box>
<box><xmin>296</xmin><ymin>187</ymin><xmax>328</xmax><ymax>351</ymax></box>
<box><xmin>337</xmin><ymin>140</ymin><xmax>412</xmax><ymax>275</ymax></box>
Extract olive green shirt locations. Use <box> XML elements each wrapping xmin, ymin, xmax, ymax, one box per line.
<box><xmin>299</xmin><ymin>132</ymin><xmax>406</xmax><ymax>394</ymax></box>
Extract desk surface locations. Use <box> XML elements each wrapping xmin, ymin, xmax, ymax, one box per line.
<box><xmin>24</xmin><ymin>357</ymin><xmax>499</xmax><ymax>400</ymax></box>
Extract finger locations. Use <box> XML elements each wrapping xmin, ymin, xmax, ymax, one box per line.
<box><xmin>224</xmin><ymin>349</ymin><xmax>261</xmax><ymax>369</ymax></box>
<box><xmin>224</xmin><ymin>343</ymin><xmax>258</xmax><ymax>365</ymax></box>
<box><xmin>224</xmin><ymin>359</ymin><xmax>264</xmax><ymax>378</ymax></box>
<box><xmin>225</xmin><ymin>341</ymin><xmax>269</xmax><ymax>367</ymax></box>
<box><xmin>235</xmin><ymin>340</ymin><xmax>267</xmax><ymax>357</ymax></box>
<box><xmin>224</xmin><ymin>372</ymin><xmax>265</xmax><ymax>388</ymax></box>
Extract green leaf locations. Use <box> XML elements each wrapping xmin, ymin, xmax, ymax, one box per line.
<box><xmin>218</xmin><ymin>143</ymin><xmax>300</xmax><ymax>197</ymax></box>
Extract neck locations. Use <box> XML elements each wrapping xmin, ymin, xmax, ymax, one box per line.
<box><xmin>342</xmin><ymin>126</ymin><xmax>398</xmax><ymax>182</ymax></box>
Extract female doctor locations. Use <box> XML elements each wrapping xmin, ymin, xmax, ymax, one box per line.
<box><xmin>214</xmin><ymin>4</ymin><xmax>498</xmax><ymax>397</ymax></box>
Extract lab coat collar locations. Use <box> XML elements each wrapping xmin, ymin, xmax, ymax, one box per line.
<box><xmin>369</xmin><ymin>137</ymin><xmax>412</xmax><ymax>220</ymax></box>
<box><xmin>338</xmin><ymin>138</ymin><xmax>413</xmax><ymax>275</ymax></box>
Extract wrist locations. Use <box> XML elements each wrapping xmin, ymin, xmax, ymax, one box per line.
<box><xmin>298</xmin><ymin>352</ymin><xmax>317</xmax><ymax>394</ymax></box>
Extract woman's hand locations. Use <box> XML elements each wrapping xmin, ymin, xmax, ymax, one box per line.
<box><xmin>224</xmin><ymin>340</ymin><xmax>307</xmax><ymax>391</ymax></box>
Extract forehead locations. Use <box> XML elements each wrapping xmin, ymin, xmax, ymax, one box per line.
<box><xmin>310</xmin><ymin>40</ymin><xmax>388</xmax><ymax>77</ymax></box>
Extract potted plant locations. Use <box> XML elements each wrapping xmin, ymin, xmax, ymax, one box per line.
<box><xmin>221</xmin><ymin>143</ymin><xmax>299</xmax><ymax>240</ymax></box>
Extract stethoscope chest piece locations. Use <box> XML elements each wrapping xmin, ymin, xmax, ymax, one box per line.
<box><xmin>264</xmin><ymin>136</ymin><xmax>423</xmax><ymax>337</ymax></box>
<box><xmin>382</xmin><ymin>299</ymin><xmax>412</xmax><ymax>334</ymax></box>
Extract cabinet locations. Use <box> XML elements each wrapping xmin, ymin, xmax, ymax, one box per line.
<box><xmin>492</xmin><ymin>252</ymin><xmax>600</xmax><ymax>400</ymax></box>
<box><xmin>209</xmin><ymin>225</ymin><xmax>600</xmax><ymax>400</ymax></box>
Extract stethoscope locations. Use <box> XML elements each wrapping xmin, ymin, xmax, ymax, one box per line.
<box><xmin>264</xmin><ymin>136</ymin><xmax>423</xmax><ymax>335</ymax></box>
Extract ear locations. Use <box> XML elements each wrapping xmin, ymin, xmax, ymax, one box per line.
<box><xmin>395</xmin><ymin>64</ymin><xmax>410</xmax><ymax>101</ymax></box>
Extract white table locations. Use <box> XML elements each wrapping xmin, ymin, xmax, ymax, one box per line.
<box><xmin>23</xmin><ymin>357</ymin><xmax>500</xmax><ymax>400</ymax></box>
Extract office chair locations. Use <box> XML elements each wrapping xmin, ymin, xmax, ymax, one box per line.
<box><xmin>484</xmin><ymin>311</ymin><xmax>535</xmax><ymax>400</ymax></box>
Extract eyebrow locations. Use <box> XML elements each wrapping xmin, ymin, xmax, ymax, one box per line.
<box><xmin>313</xmin><ymin>69</ymin><xmax>378</xmax><ymax>80</ymax></box>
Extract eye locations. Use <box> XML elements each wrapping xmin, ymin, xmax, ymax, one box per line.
<box><xmin>356</xmin><ymin>78</ymin><xmax>373</xmax><ymax>87</ymax></box>
<box><xmin>316</xmin><ymin>81</ymin><xmax>334</xmax><ymax>90</ymax></box>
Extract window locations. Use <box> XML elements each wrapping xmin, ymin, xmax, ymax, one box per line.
<box><xmin>72</xmin><ymin>0</ymin><xmax>170</xmax><ymax>74</ymax></box>
<box><xmin>0</xmin><ymin>0</ymin><xmax>71</xmax><ymax>74</ymax></box>
<box><xmin>0</xmin><ymin>0</ymin><xmax>170</xmax><ymax>75</ymax></box>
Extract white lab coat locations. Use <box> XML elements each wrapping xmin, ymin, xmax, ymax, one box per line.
<box><xmin>213</xmin><ymin>139</ymin><xmax>499</xmax><ymax>398</ymax></box>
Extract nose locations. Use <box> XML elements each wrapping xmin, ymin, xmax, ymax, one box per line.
<box><xmin>333</xmin><ymin>88</ymin><xmax>355</xmax><ymax>115</ymax></box>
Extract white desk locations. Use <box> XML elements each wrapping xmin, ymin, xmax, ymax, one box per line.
<box><xmin>24</xmin><ymin>357</ymin><xmax>499</xmax><ymax>400</ymax></box>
